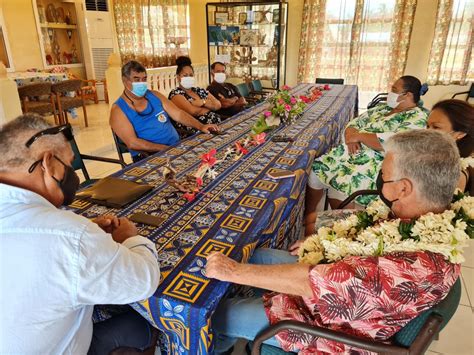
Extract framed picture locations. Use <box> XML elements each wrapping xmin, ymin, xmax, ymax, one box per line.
<box><xmin>240</xmin><ymin>29</ymin><xmax>259</xmax><ymax>46</ymax></box>
<box><xmin>215</xmin><ymin>11</ymin><xmax>229</xmax><ymax>25</ymax></box>
<box><xmin>254</xmin><ymin>11</ymin><xmax>264</xmax><ymax>24</ymax></box>
<box><xmin>238</xmin><ymin>12</ymin><xmax>247</xmax><ymax>25</ymax></box>
<box><xmin>272</xmin><ymin>9</ymin><xmax>280</xmax><ymax>23</ymax></box>
<box><xmin>208</xmin><ymin>26</ymin><xmax>240</xmax><ymax>45</ymax></box>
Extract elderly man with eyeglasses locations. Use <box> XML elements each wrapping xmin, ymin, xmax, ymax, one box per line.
<box><xmin>0</xmin><ymin>114</ymin><xmax>160</xmax><ymax>354</ymax></box>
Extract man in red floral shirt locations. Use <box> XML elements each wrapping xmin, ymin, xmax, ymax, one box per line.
<box><xmin>206</xmin><ymin>130</ymin><xmax>462</xmax><ymax>354</ymax></box>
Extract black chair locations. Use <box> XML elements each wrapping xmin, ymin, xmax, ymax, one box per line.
<box><xmin>315</xmin><ymin>78</ymin><xmax>344</xmax><ymax>85</ymax></box>
<box><xmin>112</xmin><ymin>131</ymin><xmax>150</xmax><ymax>165</ymax></box>
<box><xmin>451</xmin><ymin>83</ymin><xmax>474</xmax><ymax>102</ymax></box>
<box><xmin>66</xmin><ymin>126</ymin><xmax>125</xmax><ymax>186</ymax></box>
<box><xmin>251</xmin><ymin>277</ymin><xmax>461</xmax><ymax>355</ymax></box>
<box><xmin>367</xmin><ymin>92</ymin><xmax>388</xmax><ymax>109</ymax></box>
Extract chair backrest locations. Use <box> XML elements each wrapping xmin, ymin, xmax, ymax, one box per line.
<box><xmin>112</xmin><ymin>130</ymin><xmax>130</xmax><ymax>166</ymax></box>
<box><xmin>316</xmin><ymin>78</ymin><xmax>344</xmax><ymax>85</ymax></box>
<box><xmin>393</xmin><ymin>277</ymin><xmax>461</xmax><ymax>347</ymax></box>
<box><xmin>252</xmin><ymin>80</ymin><xmax>263</xmax><ymax>91</ymax></box>
<box><xmin>18</xmin><ymin>82</ymin><xmax>52</xmax><ymax>98</ymax></box>
<box><xmin>367</xmin><ymin>93</ymin><xmax>388</xmax><ymax>109</ymax></box>
<box><xmin>51</xmin><ymin>79</ymin><xmax>82</xmax><ymax>94</ymax></box>
<box><xmin>236</xmin><ymin>82</ymin><xmax>251</xmax><ymax>97</ymax></box>
<box><xmin>66</xmin><ymin>127</ymin><xmax>91</xmax><ymax>181</ymax></box>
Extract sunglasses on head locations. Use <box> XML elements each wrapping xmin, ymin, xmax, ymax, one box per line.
<box><xmin>25</xmin><ymin>124</ymin><xmax>74</xmax><ymax>148</ymax></box>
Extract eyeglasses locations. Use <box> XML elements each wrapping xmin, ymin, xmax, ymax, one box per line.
<box><xmin>25</xmin><ymin>124</ymin><xmax>73</xmax><ymax>148</ymax></box>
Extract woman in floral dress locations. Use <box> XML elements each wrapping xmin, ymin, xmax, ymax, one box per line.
<box><xmin>168</xmin><ymin>56</ymin><xmax>222</xmax><ymax>138</ymax></box>
<box><xmin>304</xmin><ymin>76</ymin><xmax>429</xmax><ymax>235</ymax></box>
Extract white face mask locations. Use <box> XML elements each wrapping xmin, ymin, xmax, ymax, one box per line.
<box><xmin>387</xmin><ymin>91</ymin><xmax>403</xmax><ymax>108</ymax></box>
<box><xmin>180</xmin><ymin>76</ymin><xmax>195</xmax><ymax>89</ymax></box>
<box><xmin>214</xmin><ymin>73</ymin><xmax>226</xmax><ymax>84</ymax></box>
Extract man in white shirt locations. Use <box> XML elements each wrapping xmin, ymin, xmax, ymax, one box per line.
<box><xmin>0</xmin><ymin>114</ymin><xmax>160</xmax><ymax>354</ymax></box>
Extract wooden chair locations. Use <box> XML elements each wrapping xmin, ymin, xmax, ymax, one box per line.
<box><xmin>51</xmin><ymin>79</ymin><xmax>88</xmax><ymax>127</ymax></box>
<box><xmin>82</xmin><ymin>79</ymin><xmax>109</xmax><ymax>104</ymax></box>
<box><xmin>17</xmin><ymin>82</ymin><xmax>59</xmax><ymax>124</ymax></box>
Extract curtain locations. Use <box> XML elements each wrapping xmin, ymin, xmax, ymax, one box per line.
<box><xmin>298</xmin><ymin>0</ymin><xmax>417</xmax><ymax>92</ymax></box>
<box><xmin>113</xmin><ymin>0</ymin><xmax>189</xmax><ymax>68</ymax></box>
<box><xmin>427</xmin><ymin>0</ymin><xmax>474</xmax><ymax>85</ymax></box>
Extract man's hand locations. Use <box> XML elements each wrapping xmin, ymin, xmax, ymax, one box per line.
<box><xmin>93</xmin><ymin>215</ymin><xmax>120</xmax><ymax>234</ymax></box>
<box><xmin>347</xmin><ymin>142</ymin><xmax>362</xmax><ymax>155</ymax></box>
<box><xmin>289</xmin><ymin>239</ymin><xmax>304</xmax><ymax>256</ymax></box>
<box><xmin>111</xmin><ymin>217</ymin><xmax>138</xmax><ymax>244</ymax></box>
<box><xmin>206</xmin><ymin>252</ymin><xmax>239</xmax><ymax>281</ymax></box>
<box><xmin>200</xmin><ymin>124</ymin><xmax>220</xmax><ymax>134</ymax></box>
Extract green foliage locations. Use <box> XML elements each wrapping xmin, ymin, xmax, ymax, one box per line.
<box><xmin>399</xmin><ymin>220</ymin><xmax>416</xmax><ymax>241</ymax></box>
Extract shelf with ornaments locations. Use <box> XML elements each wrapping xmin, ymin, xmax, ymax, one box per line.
<box><xmin>33</xmin><ymin>0</ymin><xmax>84</xmax><ymax>68</ymax></box>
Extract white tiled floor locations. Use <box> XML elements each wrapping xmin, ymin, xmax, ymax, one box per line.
<box><xmin>75</xmin><ymin>104</ymin><xmax>474</xmax><ymax>355</ymax></box>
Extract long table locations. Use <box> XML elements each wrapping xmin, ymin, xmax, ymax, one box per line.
<box><xmin>68</xmin><ymin>83</ymin><xmax>358</xmax><ymax>354</ymax></box>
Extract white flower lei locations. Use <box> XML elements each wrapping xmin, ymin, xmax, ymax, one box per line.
<box><xmin>299</xmin><ymin>195</ymin><xmax>474</xmax><ymax>265</ymax></box>
<box><xmin>460</xmin><ymin>156</ymin><xmax>474</xmax><ymax>170</ymax></box>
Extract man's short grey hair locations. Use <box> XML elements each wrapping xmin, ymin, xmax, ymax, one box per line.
<box><xmin>385</xmin><ymin>130</ymin><xmax>460</xmax><ymax>209</ymax></box>
<box><xmin>0</xmin><ymin>113</ymin><xmax>68</xmax><ymax>172</ymax></box>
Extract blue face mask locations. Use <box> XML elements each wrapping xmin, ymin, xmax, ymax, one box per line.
<box><xmin>131</xmin><ymin>82</ymin><xmax>148</xmax><ymax>97</ymax></box>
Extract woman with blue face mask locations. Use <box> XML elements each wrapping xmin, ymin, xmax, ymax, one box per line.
<box><xmin>302</xmin><ymin>75</ymin><xmax>429</xmax><ymax>237</ymax></box>
<box><xmin>110</xmin><ymin>61</ymin><xmax>219</xmax><ymax>162</ymax></box>
<box><xmin>168</xmin><ymin>56</ymin><xmax>222</xmax><ymax>138</ymax></box>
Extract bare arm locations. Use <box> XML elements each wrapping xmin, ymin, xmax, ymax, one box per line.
<box><xmin>170</xmin><ymin>93</ymin><xmax>209</xmax><ymax>117</ymax></box>
<box><xmin>345</xmin><ymin>127</ymin><xmax>383</xmax><ymax>151</ymax></box>
<box><xmin>153</xmin><ymin>91</ymin><xmax>218</xmax><ymax>133</ymax></box>
<box><xmin>205</xmin><ymin>252</ymin><xmax>313</xmax><ymax>297</ymax></box>
<box><xmin>203</xmin><ymin>91</ymin><xmax>221</xmax><ymax>111</ymax></box>
<box><xmin>217</xmin><ymin>94</ymin><xmax>239</xmax><ymax>108</ymax></box>
<box><xmin>109</xmin><ymin>104</ymin><xmax>169</xmax><ymax>152</ymax></box>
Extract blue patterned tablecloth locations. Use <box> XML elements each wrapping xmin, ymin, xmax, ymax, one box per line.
<box><xmin>68</xmin><ymin>84</ymin><xmax>358</xmax><ymax>354</ymax></box>
<box><xmin>8</xmin><ymin>72</ymin><xmax>69</xmax><ymax>87</ymax></box>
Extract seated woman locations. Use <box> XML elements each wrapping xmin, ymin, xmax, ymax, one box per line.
<box><xmin>168</xmin><ymin>56</ymin><xmax>222</xmax><ymax>138</ymax></box>
<box><xmin>427</xmin><ymin>99</ymin><xmax>474</xmax><ymax>193</ymax></box>
<box><xmin>206</xmin><ymin>130</ymin><xmax>466</xmax><ymax>354</ymax></box>
<box><xmin>304</xmin><ymin>75</ymin><xmax>429</xmax><ymax>236</ymax></box>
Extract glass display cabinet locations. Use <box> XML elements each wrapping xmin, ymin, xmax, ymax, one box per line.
<box><xmin>206</xmin><ymin>1</ymin><xmax>288</xmax><ymax>89</ymax></box>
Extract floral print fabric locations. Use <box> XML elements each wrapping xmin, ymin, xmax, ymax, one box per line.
<box><xmin>263</xmin><ymin>251</ymin><xmax>460</xmax><ymax>355</ymax></box>
<box><xmin>312</xmin><ymin>104</ymin><xmax>428</xmax><ymax>205</ymax></box>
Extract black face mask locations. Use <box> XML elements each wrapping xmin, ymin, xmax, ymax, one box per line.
<box><xmin>29</xmin><ymin>156</ymin><xmax>80</xmax><ymax>206</ymax></box>
<box><xmin>376</xmin><ymin>171</ymin><xmax>399</xmax><ymax>209</ymax></box>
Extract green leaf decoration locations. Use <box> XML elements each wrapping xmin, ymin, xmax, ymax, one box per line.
<box><xmin>399</xmin><ymin>220</ymin><xmax>416</xmax><ymax>240</ymax></box>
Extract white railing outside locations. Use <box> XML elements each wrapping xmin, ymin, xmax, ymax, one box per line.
<box><xmin>146</xmin><ymin>63</ymin><xmax>209</xmax><ymax>97</ymax></box>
